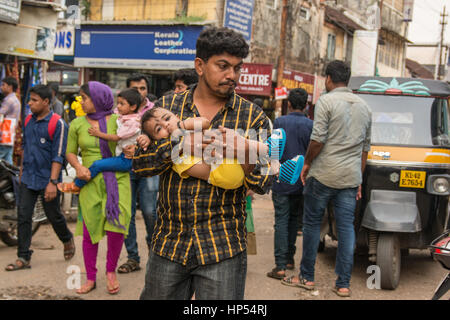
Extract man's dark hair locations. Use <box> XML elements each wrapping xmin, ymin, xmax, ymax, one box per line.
<box><xmin>118</xmin><ymin>88</ymin><xmax>142</xmax><ymax>113</ymax></box>
<box><xmin>126</xmin><ymin>73</ymin><xmax>150</xmax><ymax>90</ymax></box>
<box><xmin>2</xmin><ymin>76</ymin><xmax>18</xmax><ymax>92</ymax></box>
<box><xmin>49</xmin><ymin>82</ymin><xmax>59</xmax><ymax>95</ymax></box>
<box><xmin>30</xmin><ymin>84</ymin><xmax>52</xmax><ymax>102</ymax></box>
<box><xmin>147</xmin><ymin>93</ymin><xmax>158</xmax><ymax>102</ymax></box>
<box><xmin>288</xmin><ymin>88</ymin><xmax>308</xmax><ymax>110</ymax></box>
<box><xmin>253</xmin><ymin>98</ymin><xmax>264</xmax><ymax>108</ymax></box>
<box><xmin>325</xmin><ymin>60</ymin><xmax>351</xmax><ymax>85</ymax></box>
<box><xmin>196</xmin><ymin>27</ymin><xmax>249</xmax><ymax>62</ymax></box>
<box><xmin>173</xmin><ymin>68</ymin><xmax>198</xmax><ymax>86</ymax></box>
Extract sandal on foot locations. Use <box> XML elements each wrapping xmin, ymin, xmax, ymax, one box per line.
<box><xmin>5</xmin><ymin>258</ymin><xmax>31</xmax><ymax>271</ymax></box>
<box><xmin>76</xmin><ymin>282</ymin><xmax>96</xmax><ymax>294</ymax></box>
<box><xmin>332</xmin><ymin>286</ymin><xmax>351</xmax><ymax>297</ymax></box>
<box><xmin>57</xmin><ymin>182</ymin><xmax>80</xmax><ymax>194</ymax></box>
<box><xmin>63</xmin><ymin>238</ymin><xmax>76</xmax><ymax>261</ymax></box>
<box><xmin>118</xmin><ymin>259</ymin><xmax>140</xmax><ymax>274</ymax></box>
<box><xmin>266</xmin><ymin>267</ymin><xmax>286</xmax><ymax>280</ymax></box>
<box><xmin>281</xmin><ymin>275</ymin><xmax>315</xmax><ymax>290</ymax></box>
<box><xmin>106</xmin><ymin>273</ymin><xmax>120</xmax><ymax>295</ymax></box>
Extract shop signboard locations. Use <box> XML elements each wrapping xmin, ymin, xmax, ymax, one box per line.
<box><xmin>235</xmin><ymin>63</ymin><xmax>272</xmax><ymax>96</ymax></box>
<box><xmin>54</xmin><ymin>25</ymin><xmax>75</xmax><ymax>56</ymax></box>
<box><xmin>281</xmin><ymin>69</ymin><xmax>315</xmax><ymax>102</ymax></box>
<box><xmin>74</xmin><ymin>25</ymin><xmax>203</xmax><ymax>70</ymax></box>
<box><xmin>223</xmin><ymin>0</ymin><xmax>254</xmax><ymax>42</ymax></box>
<box><xmin>0</xmin><ymin>0</ymin><xmax>21</xmax><ymax>24</ymax></box>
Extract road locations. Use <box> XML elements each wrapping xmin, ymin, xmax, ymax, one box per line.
<box><xmin>0</xmin><ymin>193</ymin><xmax>448</xmax><ymax>300</ymax></box>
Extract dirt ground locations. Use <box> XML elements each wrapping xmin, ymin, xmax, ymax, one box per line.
<box><xmin>0</xmin><ymin>193</ymin><xmax>448</xmax><ymax>300</ymax></box>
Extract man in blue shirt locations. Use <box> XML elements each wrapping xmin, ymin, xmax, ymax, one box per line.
<box><xmin>5</xmin><ymin>84</ymin><xmax>74</xmax><ymax>271</ymax></box>
<box><xmin>267</xmin><ymin>88</ymin><xmax>313</xmax><ymax>280</ymax></box>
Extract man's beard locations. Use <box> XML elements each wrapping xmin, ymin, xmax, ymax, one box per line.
<box><xmin>204</xmin><ymin>74</ymin><xmax>235</xmax><ymax>99</ymax></box>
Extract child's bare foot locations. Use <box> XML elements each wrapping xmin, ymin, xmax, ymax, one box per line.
<box><xmin>57</xmin><ymin>182</ymin><xmax>80</xmax><ymax>194</ymax></box>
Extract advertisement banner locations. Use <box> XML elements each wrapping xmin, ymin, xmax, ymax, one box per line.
<box><xmin>0</xmin><ymin>0</ymin><xmax>21</xmax><ymax>24</ymax></box>
<box><xmin>275</xmin><ymin>87</ymin><xmax>288</xmax><ymax>100</ymax></box>
<box><xmin>74</xmin><ymin>25</ymin><xmax>203</xmax><ymax>70</ymax></box>
<box><xmin>351</xmin><ymin>30</ymin><xmax>378</xmax><ymax>77</ymax></box>
<box><xmin>223</xmin><ymin>0</ymin><xmax>254</xmax><ymax>42</ymax></box>
<box><xmin>235</xmin><ymin>63</ymin><xmax>273</xmax><ymax>96</ymax></box>
<box><xmin>281</xmin><ymin>70</ymin><xmax>315</xmax><ymax>102</ymax></box>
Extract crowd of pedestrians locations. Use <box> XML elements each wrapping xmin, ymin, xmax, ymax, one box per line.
<box><xmin>0</xmin><ymin>26</ymin><xmax>371</xmax><ymax>299</ymax></box>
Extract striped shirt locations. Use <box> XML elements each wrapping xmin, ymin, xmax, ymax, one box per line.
<box><xmin>132</xmin><ymin>86</ymin><xmax>273</xmax><ymax>266</ymax></box>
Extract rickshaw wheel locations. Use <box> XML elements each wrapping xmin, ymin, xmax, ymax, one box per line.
<box><xmin>377</xmin><ymin>233</ymin><xmax>401</xmax><ymax>290</ymax></box>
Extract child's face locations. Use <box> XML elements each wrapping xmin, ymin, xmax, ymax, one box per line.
<box><xmin>144</xmin><ymin>108</ymin><xmax>179</xmax><ymax>140</ymax></box>
<box><xmin>117</xmin><ymin>97</ymin><xmax>136</xmax><ymax>115</ymax></box>
<box><xmin>28</xmin><ymin>92</ymin><xmax>49</xmax><ymax>115</ymax></box>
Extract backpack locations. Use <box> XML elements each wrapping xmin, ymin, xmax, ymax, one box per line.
<box><xmin>24</xmin><ymin>113</ymin><xmax>61</xmax><ymax>140</ymax></box>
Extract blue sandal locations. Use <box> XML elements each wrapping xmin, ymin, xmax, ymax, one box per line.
<box><xmin>278</xmin><ymin>155</ymin><xmax>304</xmax><ymax>185</ymax></box>
<box><xmin>266</xmin><ymin>128</ymin><xmax>286</xmax><ymax>160</ymax></box>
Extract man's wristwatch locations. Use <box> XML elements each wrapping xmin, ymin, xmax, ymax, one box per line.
<box><xmin>50</xmin><ymin>179</ymin><xmax>59</xmax><ymax>186</ymax></box>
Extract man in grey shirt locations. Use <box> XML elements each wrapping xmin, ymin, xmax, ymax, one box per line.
<box><xmin>281</xmin><ymin>60</ymin><xmax>371</xmax><ymax>297</ymax></box>
<box><xmin>49</xmin><ymin>83</ymin><xmax>64</xmax><ymax>117</ymax></box>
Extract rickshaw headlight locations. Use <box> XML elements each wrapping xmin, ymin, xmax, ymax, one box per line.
<box><xmin>433</xmin><ymin>178</ymin><xmax>449</xmax><ymax>193</ymax></box>
<box><xmin>427</xmin><ymin>175</ymin><xmax>450</xmax><ymax>195</ymax></box>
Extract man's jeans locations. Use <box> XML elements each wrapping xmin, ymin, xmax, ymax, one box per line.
<box><xmin>17</xmin><ymin>183</ymin><xmax>73</xmax><ymax>261</ymax></box>
<box><xmin>125</xmin><ymin>172</ymin><xmax>158</xmax><ymax>264</ymax></box>
<box><xmin>300</xmin><ymin>177</ymin><xmax>358</xmax><ymax>289</ymax></box>
<box><xmin>140</xmin><ymin>250</ymin><xmax>247</xmax><ymax>300</ymax></box>
<box><xmin>272</xmin><ymin>192</ymin><xmax>301</xmax><ymax>270</ymax></box>
<box><xmin>0</xmin><ymin>145</ymin><xmax>13</xmax><ymax>164</ymax></box>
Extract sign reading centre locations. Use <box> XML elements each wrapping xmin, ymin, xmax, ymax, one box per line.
<box><xmin>235</xmin><ymin>63</ymin><xmax>273</xmax><ymax>96</ymax></box>
<box><xmin>74</xmin><ymin>25</ymin><xmax>203</xmax><ymax>70</ymax></box>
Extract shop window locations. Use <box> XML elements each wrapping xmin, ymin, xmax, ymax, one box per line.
<box><xmin>299</xmin><ymin>7</ymin><xmax>310</xmax><ymax>20</ymax></box>
<box><xmin>327</xmin><ymin>34</ymin><xmax>336</xmax><ymax>60</ymax></box>
<box><xmin>266</xmin><ymin>0</ymin><xmax>278</xmax><ymax>9</ymax></box>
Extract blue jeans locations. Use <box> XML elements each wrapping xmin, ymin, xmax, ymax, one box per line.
<box><xmin>140</xmin><ymin>250</ymin><xmax>247</xmax><ymax>300</ymax></box>
<box><xmin>126</xmin><ymin>172</ymin><xmax>159</xmax><ymax>263</ymax></box>
<box><xmin>272</xmin><ymin>192</ymin><xmax>301</xmax><ymax>270</ymax></box>
<box><xmin>300</xmin><ymin>177</ymin><xmax>358</xmax><ymax>289</ymax></box>
<box><xmin>0</xmin><ymin>145</ymin><xmax>13</xmax><ymax>164</ymax></box>
<box><xmin>75</xmin><ymin>153</ymin><xmax>131</xmax><ymax>188</ymax></box>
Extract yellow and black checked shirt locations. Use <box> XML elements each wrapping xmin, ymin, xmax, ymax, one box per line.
<box><xmin>132</xmin><ymin>86</ymin><xmax>273</xmax><ymax>266</ymax></box>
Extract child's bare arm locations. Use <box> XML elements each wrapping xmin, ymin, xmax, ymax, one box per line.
<box><xmin>184</xmin><ymin>162</ymin><xmax>211</xmax><ymax>181</ymax></box>
<box><xmin>181</xmin><ymin>117</ymin><xmax>210</xmax><ymax>131</ymax></box>
<box><xmin>88</xmin><ymin>127</ymin><xmax>120</xmax><ymax>141</ymax></box>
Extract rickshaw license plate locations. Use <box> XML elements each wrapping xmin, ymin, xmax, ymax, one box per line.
<box><xmin>399</xmin><ymin>170</ymin><xmax>426</xmax><ymax>188</ymax></box>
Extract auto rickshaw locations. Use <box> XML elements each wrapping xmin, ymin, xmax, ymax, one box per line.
<box><xmin>319</xmin><ymin>77</ymin><xmax>450</xmax><ymax>290</ymax></box>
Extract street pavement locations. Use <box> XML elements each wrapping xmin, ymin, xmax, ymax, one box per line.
<box><xmin>0</xmin><ymin>193</ymin><xmax>448</xmax><ymax>300</ymax></box>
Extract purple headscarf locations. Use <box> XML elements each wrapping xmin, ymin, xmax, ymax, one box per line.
<box><xmin>86</xmin><ymin>81</ymin><xmax>124</xmax><ymax>230</ymax></box>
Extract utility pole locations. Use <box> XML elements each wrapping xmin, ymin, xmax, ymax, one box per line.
<box><xmin>438</xmin><ymin>6</ymin><xmax>447</xmax><ymax>80</ymax></box>
<box><xmin>275</xmin><ymin>0</ymin><xmax>288</xmax><ymax>117</ymax></box>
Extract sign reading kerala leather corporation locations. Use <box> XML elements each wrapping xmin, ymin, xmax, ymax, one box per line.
<box><xmin>235</xmin><ymin>63</ymin><xmax>273</xmax><ymax>97</ymax></box>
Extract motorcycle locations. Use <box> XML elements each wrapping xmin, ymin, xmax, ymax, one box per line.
<box><xmin>0</xmin><ymin>159</ymin><xmax>44</xmax><ymax>246</ymax></box>
<box><xmin>429</xmin><ymin>230</ymin><xmax>450</xmax><ymax>300</ymax></box>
